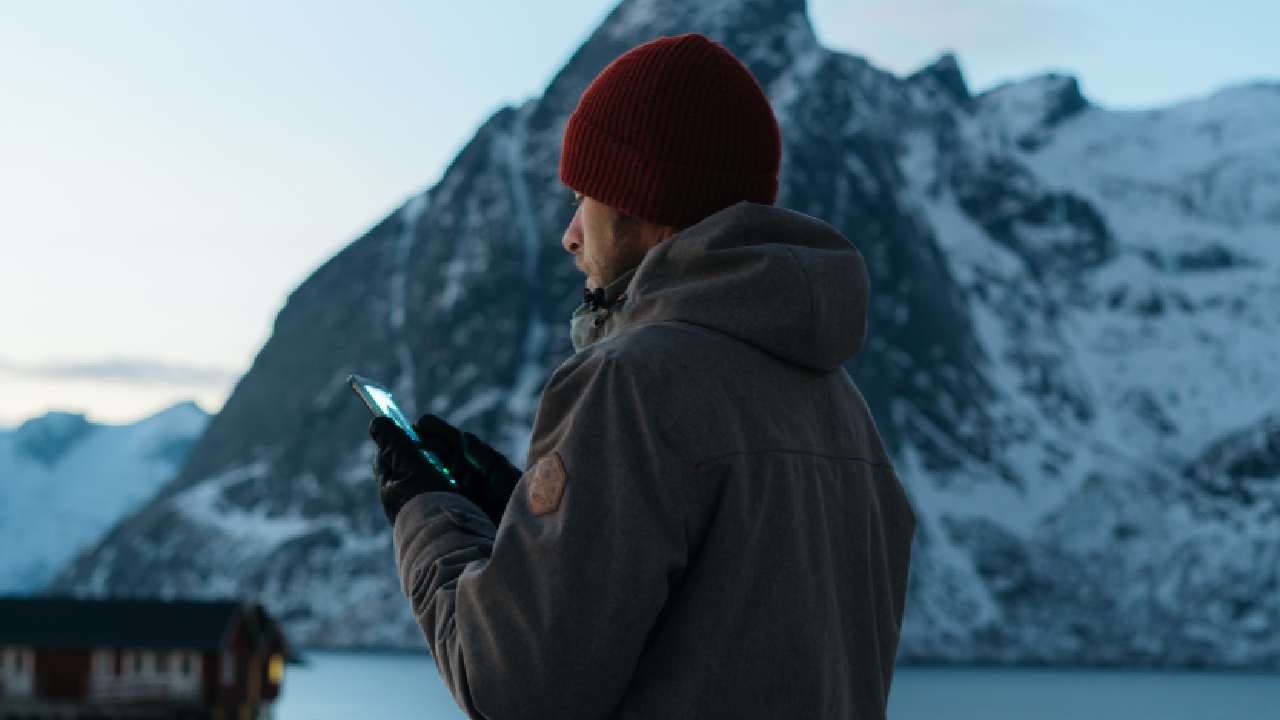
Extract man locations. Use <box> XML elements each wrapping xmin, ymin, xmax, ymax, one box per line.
<box><xmin>370</xmin><ymin>32</ymin><xmax>917</xmax><ymax>719</ymax></box>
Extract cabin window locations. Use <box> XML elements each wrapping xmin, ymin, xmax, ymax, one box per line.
<box><xmin>156</xmin><ymin>652</ymin><xmax>168</xmax><ymax>673</ymax></box>
<box><xmin>93</xmin><ymin>650</ymin><xmax>114</xmax><ymax>675</ymax></box>
<box><xmin>221</xmin><ymin>653</ymin><xmax>235</xmax><ymax>686</ymax></box>
<box><xmin>268</xmin><ymin>654</ymin><xmax>284</xmax><ymax>685</ymax></box>
<box><xmin>133</xmin><ymin>652</ymin><xmax>143</xmax><ymax>675</ymax></box>
<box><xmin>12</xmin><ymin>650</ymin><xmax>22</xmax><ymax>673</ymax></box>
<box><xmin>180</xmin><ymin>653</ymin><xmax>192</xmax><ymax>676</ymax></box>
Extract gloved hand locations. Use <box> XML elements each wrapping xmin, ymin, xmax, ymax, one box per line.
<box><xmin>369</xmin><ymin>416</ymin><xmax>456</xmax><ymax>526</ymax></box>
<box><xmin>414</xmin><ymin>414</ymin><xmax>524</xmax><ymax>527</ymax></box>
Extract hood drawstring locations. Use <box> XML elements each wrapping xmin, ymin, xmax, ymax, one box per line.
<box><xmin>571</xmin><ymin>290</ymin><xmax>628</xmax><ymax>353</ymax></box>
<box><xmin>584</xmin><ymin>287</ymin><xmax>627</xmax><ymax>328</ymax></box>
<box><xmin>572</xmin><ymin>266</ymin><xmax>638</xmax><ymax>353</ymax></box>
<box><xmin>584</xmin><ymin>287</ymin><xmax>625</xmax><ymax>313</ymax></box>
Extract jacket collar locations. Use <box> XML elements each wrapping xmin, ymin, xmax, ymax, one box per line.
<box><xmin>569</xmin><ymin>266</ymin><xmax>637</xmax><ymax>353</ymax></box>
<box><xmin>583</xmin><ymin>266</ymin><xmax>636</xmax><ymax>311</ymax></box>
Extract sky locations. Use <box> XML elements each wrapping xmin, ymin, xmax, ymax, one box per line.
<box><xmin>1</xmin><ymin>0</ymin><xmax>1276</xmax><ymax>428</ymax></box>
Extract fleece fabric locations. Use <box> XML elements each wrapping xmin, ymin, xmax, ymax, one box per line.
<box><xmin>393</xmin><ymin>200</ymin><xmax>917</xmax><ymax>719</ymax></box>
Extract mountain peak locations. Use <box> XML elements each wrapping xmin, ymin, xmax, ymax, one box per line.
<box><xmin>132</xmin><ymin>400</ymin><xmax>211</xmax><ymax>441</ymax></box>
<box><xmin>908</xmin><ymin>50</ymin><xmax>971</xmax><ymax>105</ymax></box>
<box><xmin>976</xmin><ymin>71</ymin><xmax>1088</xmax><ymax>149</ymax></box>
<box><xmin>979</xmin><ymin>71</ymin><xmax>1087</xmax><ymax>119</ymax></box>
<box><xmin>13</xmin><ymin>411</ymin><xmax>94</xmax><ymax>467</ymax></box>
<box><xmin>596</xmin><ymin>0</ymin><xmax>811</xmax><ymax>48</ymax></box>
<box><xmin>149</xmin><ymin>399</ymin><xmax>209</xmax><ymax>420</ymax></box>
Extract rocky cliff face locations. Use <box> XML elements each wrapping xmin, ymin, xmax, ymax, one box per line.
<box><xmin>57</xmin><ymin>0</ymin><xmax>1280</xmax><ymax>667</ymax></box>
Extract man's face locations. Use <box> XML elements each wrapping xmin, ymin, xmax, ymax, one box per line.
<box><xmin>560</xmin><ymin>191</ymin><xmax>649</xmax><ymax>290</ymax></box>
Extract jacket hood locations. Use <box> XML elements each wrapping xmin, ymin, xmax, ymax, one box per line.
<box><xmin>614</xmin><ymin>201</ymin><xmax>869</xmax><ymax>373</ymax></box>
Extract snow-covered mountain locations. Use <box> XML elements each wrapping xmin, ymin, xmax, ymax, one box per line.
<box><xmin>56</xmin><ymin>0</ymin><xmax>1280</xmax><ymax>668</ymax></box>
<box><xmin>0</xmin><ymin>400</ymin><xmax>208</xmax><ymax>593</ymax></box>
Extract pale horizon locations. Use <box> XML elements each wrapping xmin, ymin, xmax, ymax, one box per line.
<box><xmin>3</xmin><ymin>0</ymin><xmax>1276</xmax><ymax>428</ymax></box>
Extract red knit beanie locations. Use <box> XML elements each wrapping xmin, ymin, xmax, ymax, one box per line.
<box><xmin>559</xmin><ymin>33</ymin><xmax>782</xmax><ymax>230</ymax></box>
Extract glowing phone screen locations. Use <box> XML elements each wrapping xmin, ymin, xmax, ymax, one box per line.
<box><xmin>351</xmin><ymin>375</ymin><xmax>455</xmax><ymax>486</ymax></box>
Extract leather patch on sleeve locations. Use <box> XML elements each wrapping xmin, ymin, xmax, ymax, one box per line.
<box><xmin>526</xmin><ymin>451</ymin><xmax>567</xmax><ymax>516</ymax></box>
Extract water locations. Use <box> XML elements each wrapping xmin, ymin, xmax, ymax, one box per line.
<box><xmin>275</xmin><ymin>650</ymin><xmax>1279</xmax><ymax>719</ymax></box>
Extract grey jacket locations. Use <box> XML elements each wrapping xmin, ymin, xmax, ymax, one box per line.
<box><xmin>394</xmin><ymin>200</ymin><xmax>917</xmax><ymax>719</ymax></box>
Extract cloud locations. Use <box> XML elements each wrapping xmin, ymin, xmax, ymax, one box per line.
<box><xmin>0</xmin><ymin>356</ymin><xmax>240</xmax><ymax>388</ymax></box>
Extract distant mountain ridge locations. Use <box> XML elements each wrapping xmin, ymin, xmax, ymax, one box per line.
<box><xmin>0</xmin><ymin>401</ymin><xmax>208</xmax><ymax>593</ymax></box>
<box><xmin>58</xmin><ymin>0</ymin><xmax>1280</xmax><ymax>668</ymax></box>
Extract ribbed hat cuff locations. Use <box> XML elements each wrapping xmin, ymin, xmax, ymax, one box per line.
<box><xmin>560</xmin><ymin>111</ymin><xmax>779</xmax><ymax>230</ymax></box>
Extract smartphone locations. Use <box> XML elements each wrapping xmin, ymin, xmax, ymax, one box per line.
<box><xmin>349</xmin><ymin>373</ymin><xmax>456</xmax><ymax>488</ymax></box>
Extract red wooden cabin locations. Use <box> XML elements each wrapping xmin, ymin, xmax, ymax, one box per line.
<box><xmin>0</xmin><ymin>597</ymin><xmax>292</xmax><ymax>719</ymax></box>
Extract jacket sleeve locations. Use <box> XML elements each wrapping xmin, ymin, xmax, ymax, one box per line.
<box><xmin>393</xmin><ymin>351</ymin><xmax>691</xmax><ymax>720</ymax></box>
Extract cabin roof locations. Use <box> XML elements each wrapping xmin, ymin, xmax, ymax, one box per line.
<box><xmin>0</xmin><ymin>597</ymin><xmax>281</xmax><ymax>650</ymax></box>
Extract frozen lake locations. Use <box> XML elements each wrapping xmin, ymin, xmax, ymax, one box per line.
<box><xmin>275</xmin><ymin>650</ymin><xmax>1279</xmax><ymax>719</ymax></box>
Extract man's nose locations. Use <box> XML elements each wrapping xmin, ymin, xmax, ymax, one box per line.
<box><xmin>561</xmin><ymin>206</ymin><xmax>583</xmax><ymax>255</ymax></box>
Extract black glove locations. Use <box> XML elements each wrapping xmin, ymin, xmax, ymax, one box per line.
<box><xmin>414</xmin><ymin>414</ymin><xmax>524</xmax><ymax>526</ymax></box>
<box><xmin>369</xmin><ymin>416</ymin><xmax>456</xmax><ymax>526</ymax></box>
